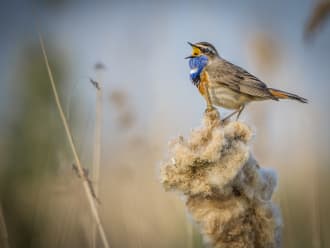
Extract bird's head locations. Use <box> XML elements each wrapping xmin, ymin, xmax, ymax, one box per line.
<box><xmin>185</xmin><ymin>41</ymin><xmax>219</xmax><ymax>60</ymax></box>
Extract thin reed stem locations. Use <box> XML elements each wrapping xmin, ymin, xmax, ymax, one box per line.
<box><xmin>39</xmin><ymin>34</ymin><xmax>110</xmax><ymax>248</ymax></box>
<box><xmin>187</xmin><ymin>220</ymin><xmax>193</xmax><ymax>248</ymax></box>
<box><xmin>0</xmin><ymin>203</ymin><xmax>9</xmax><ymax>248</ymax></box>
<box><xmin>92</xmin><ymin>75</ymin><xmax>103</xmax><ymax>248</ymax></box>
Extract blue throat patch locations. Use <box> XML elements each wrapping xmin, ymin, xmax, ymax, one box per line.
<box><xmin>189</xmin><ymin>55</ymin><xmax>208</xmax><ymax>86</ymax></box>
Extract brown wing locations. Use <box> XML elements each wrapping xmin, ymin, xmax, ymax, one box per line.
<box><xmin>207</xmin><ymin>59</ymin><xmax>277</xmax><ymax>100</ymax></box>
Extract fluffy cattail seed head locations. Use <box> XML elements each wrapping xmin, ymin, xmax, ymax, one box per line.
<box><xmin>160</xmin><ymin>109</ymin><xmax>282</xmax><ymax>247</ymax></box>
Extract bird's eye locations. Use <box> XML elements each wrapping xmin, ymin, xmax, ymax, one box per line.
<box><xmin>204</xmin><ymin>48</ymin><xmax>212</xmax><ymax>54</ymax></box>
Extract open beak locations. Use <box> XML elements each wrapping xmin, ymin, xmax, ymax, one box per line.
<box><xmin>187</xmin><ymin>41</ymin><xmax>195</xmax><ymax>47</ymax></box>
<box><xmin>185</xmin><ymin>41</ymin><xmax>197</xmax><ymax>59</ymax></box>
<box><xmin>185</xmin><ymin>55</ymin><xmax>194</xmax><ymax>59</ymax></box>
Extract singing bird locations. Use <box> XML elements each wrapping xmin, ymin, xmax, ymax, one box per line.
<box><xmin>186</xmin><ymin>41</ymin><xmax>308</xmax><ymax>120</ymax></box>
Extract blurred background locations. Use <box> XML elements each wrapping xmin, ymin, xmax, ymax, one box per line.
<box><xmin>0</xmin><ymin>0</ymin><xmax>329</xmax><ymax>247</ymax></box>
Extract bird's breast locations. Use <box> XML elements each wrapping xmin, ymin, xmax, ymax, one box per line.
<box><xmin>208</xmin><ymin>84</ymin><xmax>252</xmax><ymax>109</ymax></box>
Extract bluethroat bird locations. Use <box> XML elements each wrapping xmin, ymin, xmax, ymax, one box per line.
<box><xmin>186</xmin><ymin>41</ymin><xmax>308</xmax><ymax>120</ymax></box>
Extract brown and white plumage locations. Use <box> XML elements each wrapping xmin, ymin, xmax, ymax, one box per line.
<box><xmin>187</xmin><ymin>41</ymin><xmax>308</xmax><ymax>119</ymax></box>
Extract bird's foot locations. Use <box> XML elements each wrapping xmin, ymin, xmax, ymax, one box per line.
<box><xmin>204</xmin><ymin>106</ymin><xmax>220</xmax><ymax>121</ymax></box>
<box><xmin>221</xmin><ymin>111</ymin><xmax>238</xmax><ymax>123</ymax></box>
<box><xmin>204</xmin><ymin>105</ymin><xmax>216</xmax><ymax>113</ymax></box>
<box><xmin>221</xmin><ymin>115</ymin><xmax>231</xmax><ymax>124</ymax></box>
<box><xmin>221</xmin><ymin>106</ymin><xmax>244</xmax><ymax>123</ymax></box>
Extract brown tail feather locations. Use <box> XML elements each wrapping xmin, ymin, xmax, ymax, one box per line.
<box><xmin>268</xmin><ymin>88</ymin><xmax>308</xmax><ymax>103</ymax></box>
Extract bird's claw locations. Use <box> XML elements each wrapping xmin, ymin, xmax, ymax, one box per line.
<box><xmin>204</xmin><ymin>106</ymin><xmax>215</xmax><ymax>113</ymax></box>
<box><xmin>221</xmin><ymin>116</ymin><xmax>231</xmax><ymax>124</ymax></box>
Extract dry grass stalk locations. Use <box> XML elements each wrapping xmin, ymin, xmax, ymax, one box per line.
<box><xmin>160</xmin><ymin>109</ymin><xmax>282</xmax><ymax>248</ymax></box>
<box><xmin>304</xmin><ymin>0</ymin><xmax>330</xmax><ymax>40</ymax></box>
<box><xmin>187</xmin><ymin>220</ymin><xmax>194</xmax><ymax>248</ymax></box>
<box><xmin>0</xmin><ymin>203</ymin><xmax>9</xmax><ymax>248</ymax></box>
<box><xmin>91</xmin><ymin>76</ymin><xmax>103</xmax><ymax>248</ymax></box>
<box><xmin>39</xmin><ymin>34</ymin><xmax>110</xmax><ymax>248</ymax></box>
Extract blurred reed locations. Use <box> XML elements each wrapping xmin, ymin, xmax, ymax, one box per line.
<box><xmin>90</xmin><ymin>67</ymin><xmax>104</xmax><ymax>248</ymax></box>
<box><xmin>39</xmin><ymin>34</ymin><xmax>110</xmax><ymax>248</ymax></box>
<box><xmin>304</xmin><ymin>0</ymin><xmax>330</xmax><ymax>40</ymax></box>
<box><xmin>0</xmin><ymin>203</ymin><xmax>9</xmax><ymax>248</ymax></box>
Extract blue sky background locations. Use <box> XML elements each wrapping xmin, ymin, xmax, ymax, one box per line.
<box><xmin>1</xmin><ymin>0</ymin><xmax>329</xmax><ymax>173</ymax></box>
<box><xmin>0</xmin><ymin>1</ymin><xmax>330</xmax><ymax>246</ymax></box>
